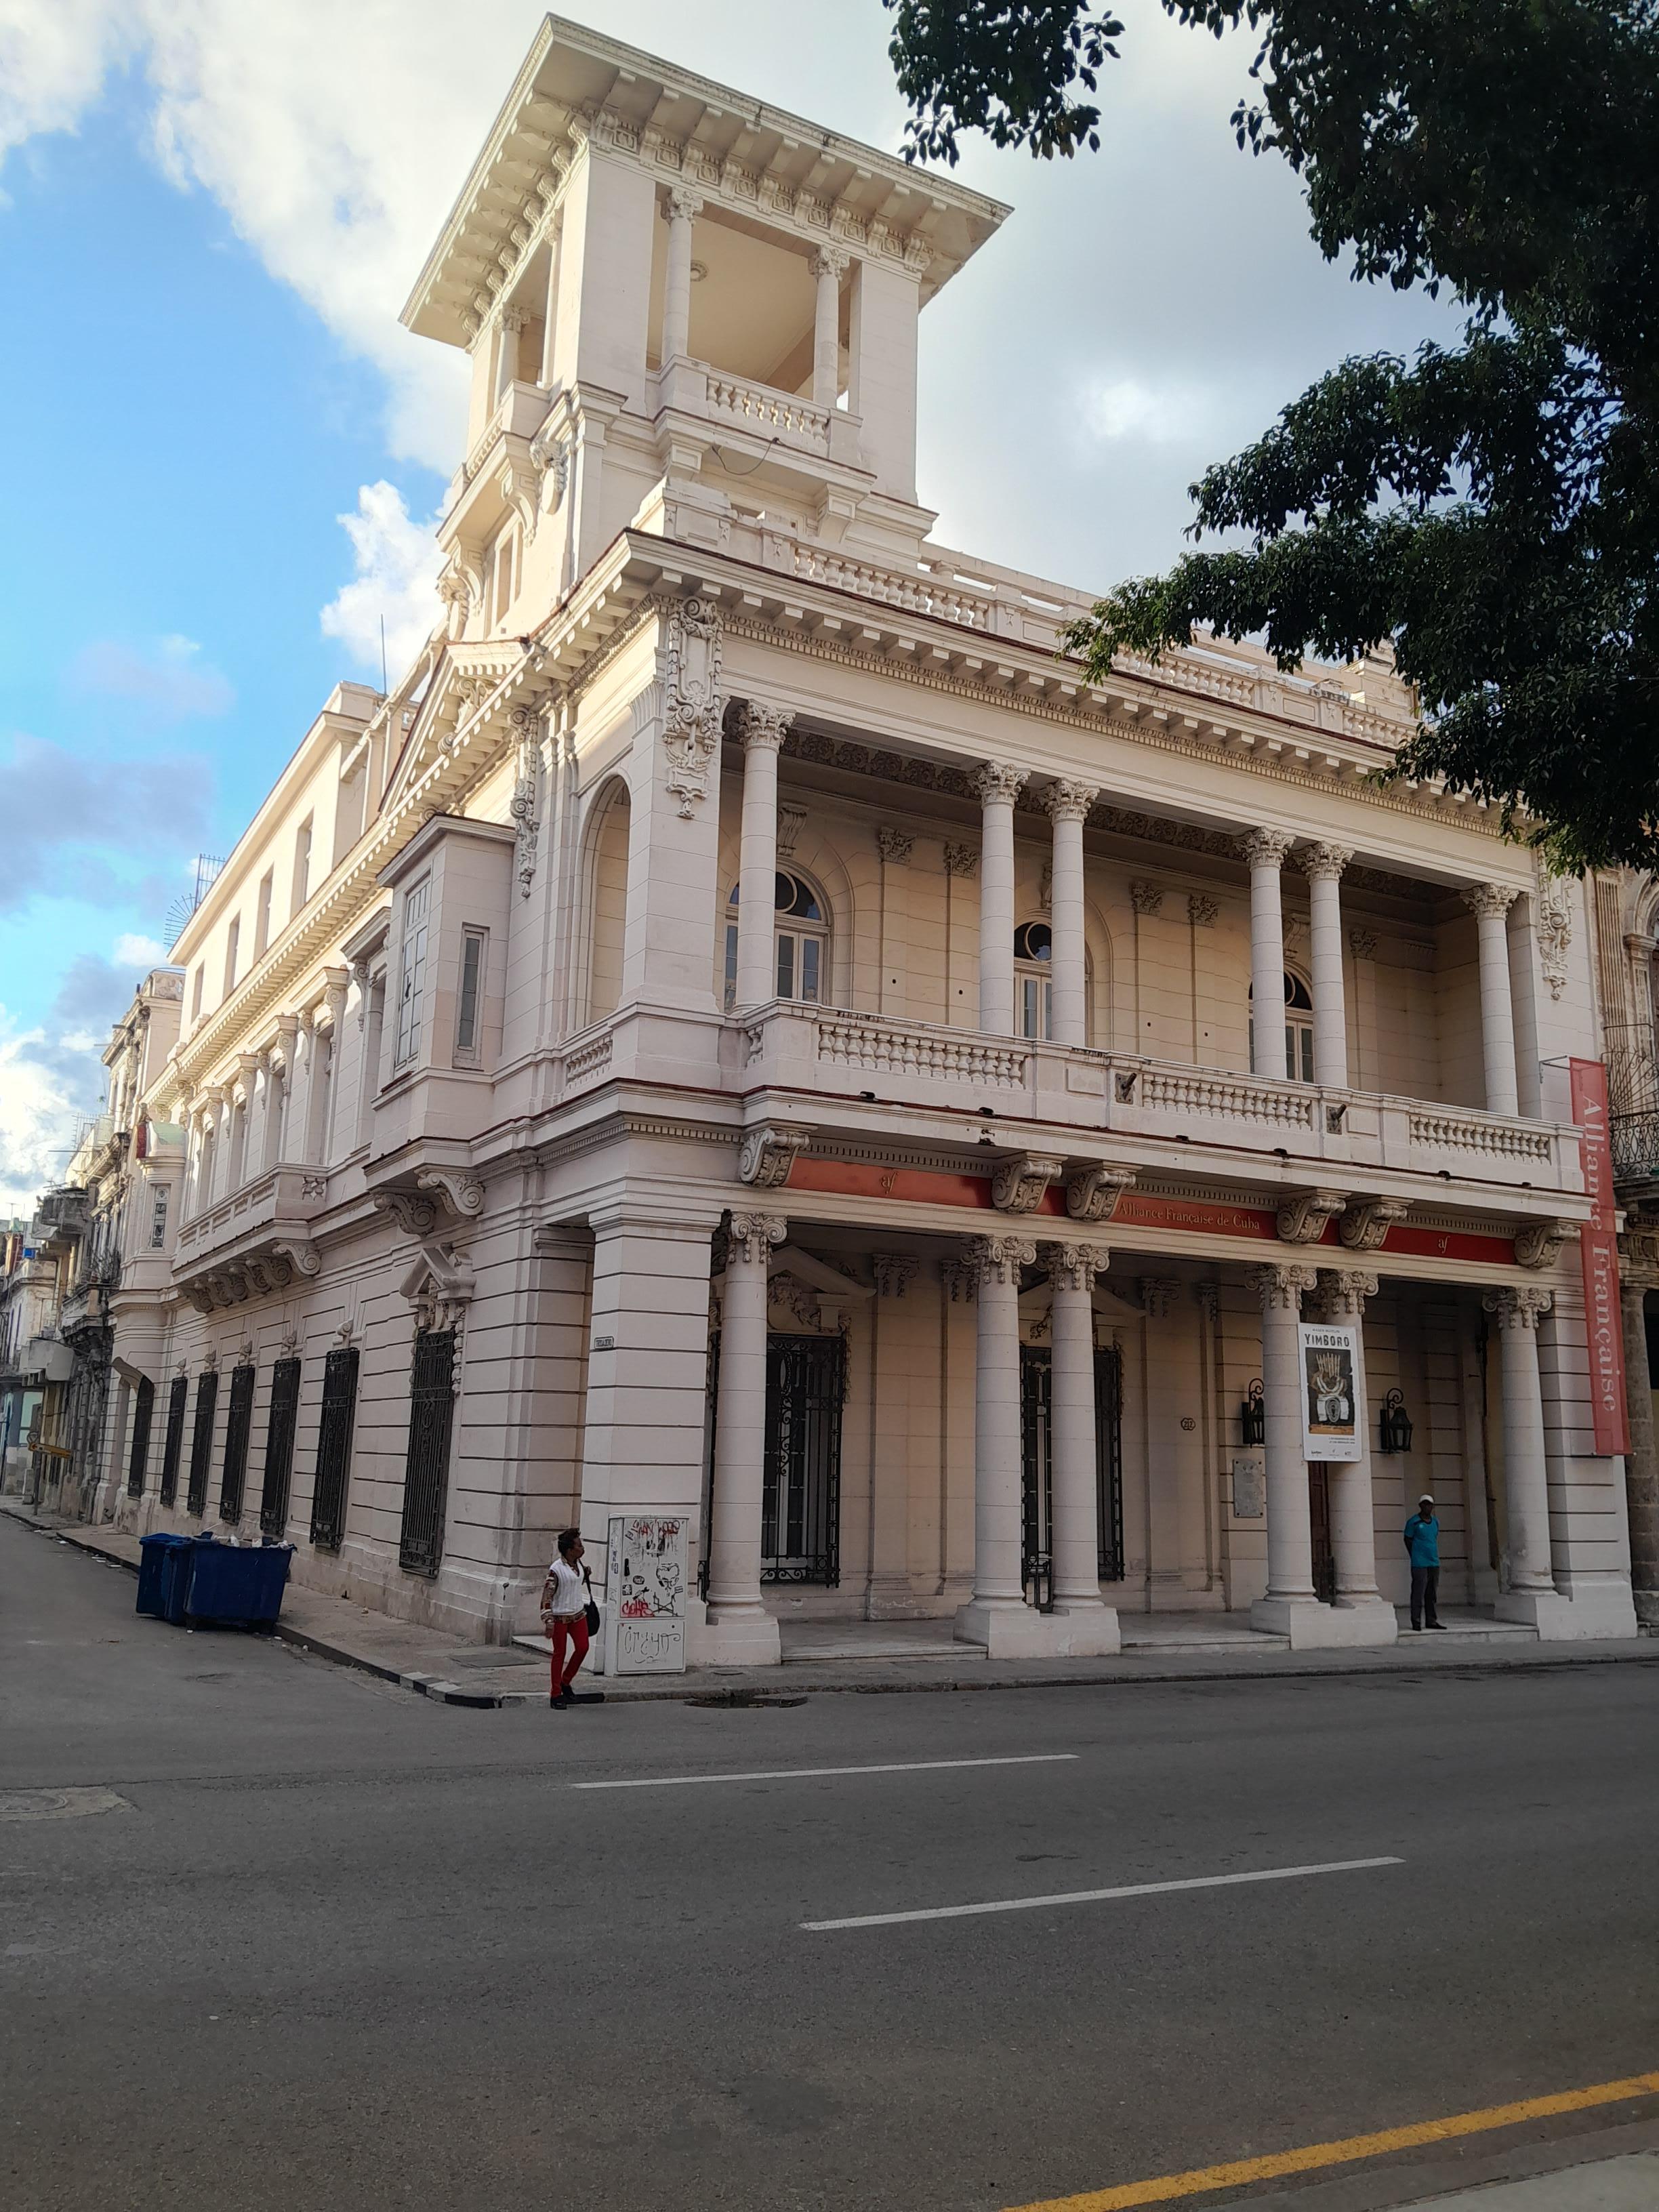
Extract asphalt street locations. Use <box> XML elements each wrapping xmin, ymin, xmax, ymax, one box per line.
<box><xmin>5</xmin><ymin>1514</ymin><xmax>1659</xmax><ymax>2212</ymax></box>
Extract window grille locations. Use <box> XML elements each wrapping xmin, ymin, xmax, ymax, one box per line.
<box><xmin>393</xmin><ymin>880</ymin><xmax>430</xmax><ymax>1065</ymax></box>
<box><xmin>310</xmin><ymin>1347</ymin><xmax>360</xmax><ymax>1552</ymax></box>
<box><xmin>186</xmin><ymin>1370</ymin><xmax>218</xmax><ymax>1517</ymax></box>
<box><xmin>126</xmin><ymin>1377</ymin><xmax>155</xmax><ymax>1498</ymax></box>
<box><xmin>1019</xmin><ymin>1343</ymin><xmax>1125</xmax><ymax>1603</ymax></box>
<box><xmin>159</xmin><ymin>1374</ymin><xmax>188</xmax><ymax>1506</ymax></box>
<box><xmin>398</xmin><ymin>1328</ymin><xmax>457</xmax><ymax>1578</ymax></box>
<box><xmin>260</xmin><ymin>1357</ymin><xmax>302</xmax><ymax>1536</ymax></box>
<box><xmin>219</xmin><ymin>1364</ymin><xmax>255</xmax><ymax>1522</ymax></box>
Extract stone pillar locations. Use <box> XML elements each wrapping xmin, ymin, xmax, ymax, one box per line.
<box><xmin>975</xmin><ymin>764</ymin><xmax>1026</xmax><ymax>1037</ymax></box>
<box><xmin>705</xmin><ymin>1210</ymin><xmax>785</xmax><ymax>1662</ymax></box>
<box><xmin>267</xmin><ymin>1021</ymin><xmax>298</xmax><ymax>1168</ymax></box>
<box><xmin>1240</xmin><ymin>830</ymin><xmax>1294</xmax><ymax>1080</ymax></box>
<box><xmin>1043</xmin><ymin>780</ymin><xmax>1098</xmax><ymax>1048</ymax></box>
<box><xmin>660</xmin><ymin>187</ymin><xmax>701</xmax><ymax>367</ymax></box>
<box><xmin>1620</xmin><ymin>1265</ymin><xmax>1659</xmax><ymax>1626</ymax></box>
<box><xmin>1315</xmin><ymin>1268</ymin><xmax>1395</xmax><ymax>1641</ymax></box>
<box><xmin>1046</xmin><ymin>1242</ymin><xmax>1120</xmax><ymax>1653</ymax></box>
<box><xmin>811</xmin><ymin>247</ymin><xmax>846</xmax><ymax>411</ymax></box>
<box><xmin>1485</xmin><ymin>1286</ymin><xmax>1559</xmax><ymax>1624</ymax></box>
<box><xmin>316</xmin><ymin>970</ymin><xmax>350</xmax><ymax>1163</ymax></box>
<box><xmin>954</xmin><ymin>1232</ymin><xmax>1036</xmax><ymax>1654</ymax></box>
<box><xmin>210</xmin><ymin>1088</ymin><xmax>234</xmax><ymax>1206</ymax></box>
<box><xmin>1300</xmin><ymin>842</ymin><xmax>1353</xmax><ymax>1089</ymax></box>
<box><xmin>1462</xmin><ymin>884</ymin><xmax>1521</xmax><ymax>1115</ymax></box>
<box><xmin>495</xmin><ymin>305</ymin><xmax>525</xmax><ymax>402</ymax></box>
<box><xmin>1248</xmin><ymin>1261</ymin><xmax>1327</xmax><ymax>1643</ymax></box>
<box><xmin>733</xmin><ymin>702</ymin><xmax>789</xmax><ymax>1010</ymax></box>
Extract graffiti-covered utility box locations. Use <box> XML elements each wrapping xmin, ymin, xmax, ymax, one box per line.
<box><xmin>601</xmin><ymin>1515</ymin><xmax>689</xmax><ymax>1675</ymax></box>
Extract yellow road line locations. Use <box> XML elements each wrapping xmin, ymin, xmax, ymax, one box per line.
<box><xmin>1006</xmin><ymin>2070</ymin><xmax>1659</xmax><ymax>2211</ymax></box>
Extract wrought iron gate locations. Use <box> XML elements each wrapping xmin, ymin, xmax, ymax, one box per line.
<box><xmin>1020</xmin><ymin>1342</ymin><xmax>1125</xmax><ymax>1604</ymax></box>
<box><xmin>260</xmin><ymin>1357</ymin><xmax>301</xmax><ymax>1536</ymax></box>
<box><xmin>398</xmin><ymin>1328</ymin><xmax>457</xmax><ymax>1578</ymax></box>
<box><xmin>762</xmin><ymin>1334</ymin><xmax>844</xmax><ymax>1586</ymax></box>
<box><xmin>310</xmin><ymin>1347</ymin><xmax>359</xmax><ymax>1552</ymax></box>
<box><xmin>127</xmin><ymin>1376</ymin><xmax>155</xmax><ymax>1499</ymax></box>
<box><xmin>185</xmin><ymin>1371</ymin><xmax>218</xmax><ymax>1517</ymax></box>
<box><xmin>219</xmin><ymin>1364</ymin><xmax>255</xmax><ymax>1523</ymax></box>
<box><xmin>159</xmin><ymin>1374</ymin><xmax>187</xmax><ymax>1506</ymax></box>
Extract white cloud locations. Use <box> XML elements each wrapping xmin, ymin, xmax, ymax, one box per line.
<box><xmin>113</xmin><ymin>933</ymin><xmax>170</xmax><ymax>968</ymax></box>
<box><xmin>72</xmin><ymin>633</ymin><xmax>234</xmax><ymax>719</ymax></box>
<box><xmin>1084</xmin><ymin>376</ymin><xmax>1219</xmax><ymax>448</ymax></box>
<box><xmin>319</xmin><ymin>482</ymin><xmax>444</xmax><ymax>682</ymax></box>
<box><xmin>0</xmin><ymin>1020</ymin><xmax>83</xmax><ymax>1212</ymax></box>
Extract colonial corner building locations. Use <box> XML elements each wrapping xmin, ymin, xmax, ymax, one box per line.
<box><xmin>12</xmin><ymin>14</ymin><xmax>1659</xmax><ymax>1664</ymax></box>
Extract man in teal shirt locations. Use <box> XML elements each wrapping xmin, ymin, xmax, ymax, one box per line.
<box><xmin>1404</xmin><ymin>1494</ymin><xmax>1444</xmax><ymax>1630</ymax></box>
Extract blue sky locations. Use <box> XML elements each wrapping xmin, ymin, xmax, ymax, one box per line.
<box><xmin>0</xmin><ymin>0</ymin><xmax>1456</xmax><ymax>1208</ymax></box>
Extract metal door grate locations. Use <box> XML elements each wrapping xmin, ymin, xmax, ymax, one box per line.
<box><xmin>1021</xmin><ymin>1343</ymin><xmax>1126</xmax><ymax>1598</ymax></box>
<box><xmin>1094</xmin><ymin>1343</ymin><xmax>1125</xmax><ymax>1582</ymax></box>
<box><xmin>398</xmin><ymin>1329</ymin><xmax>457</xmax><ymax>1578</ymax></box>
<box><xmin>159</xmin><ymin>1375</ymin><xmax>188</xmax><ymax>1506</ymax></box>
<box><xmin>126</xmin><ymin>1377</ymin><xmax>155</xmax><ymax>1499</ymax></box>
<box><xmin>219</xmin><ymin>1365</ymin><xmax>255</xmax><ymax>1522</ymax></box>
<box><xmin>186</xmin><ymin>1372</ymin><xmax>218</xmax><ymax>1517</ymax></box>
<box><xmin>310</xmin><ymin>1347</ymin><xmax>359</xmax><ymax>1552</ymax></box>
<box><xmin>260</xmin><ymin>1357</ymin><xmax>301</xmax><ymax>1536</ymax></box>
<box><xmin>761</xmin><ymin>1334</ymin><xmax>843</xmax><ymax>1586</ymax></box>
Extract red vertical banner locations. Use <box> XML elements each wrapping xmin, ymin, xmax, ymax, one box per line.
<box><xmin>1570</xmin><ymin>1058</ymin><xmax>1629</xmax><ymax>1454</ymax></box>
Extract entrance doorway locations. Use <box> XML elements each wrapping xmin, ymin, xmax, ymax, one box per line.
<box><xmin>1019</xmin><ymin>1343</ymin><xmax>1124</xmax><ymax>1605</ymax></box>
<box><xmin>702</xmin><ymin>1331</ymin><xmax>845</xmax><ymax>1593</ymax></box>
<box><xmin>1308</xmin><ymin>1465</ymin><xmax>1336</xmax><ymax>1602</ymax></box>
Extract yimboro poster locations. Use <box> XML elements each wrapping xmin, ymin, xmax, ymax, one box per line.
<box><xmin>1298</xmin><ymin>1322</ymin><xmax>1363</xmax><ymax>1462</ymax></box>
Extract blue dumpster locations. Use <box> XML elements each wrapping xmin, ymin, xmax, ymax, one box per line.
<box><xmin>159</xmin><ymin>1532</ymin><xmax>207</xmax><ymax>1624</ymax></box>
<box><xmin>184</xmin><ymin>1540</ymin><xmax>293</xmax><ymax>1626</ymax></box>
<box><xmin>136</xmin><ymin>1532</ymin><xmax>192</xmax><ymax>1618</ymax></box>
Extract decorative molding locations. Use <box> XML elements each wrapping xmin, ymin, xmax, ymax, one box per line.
<box><xmin>1483</xmin><ymin>1284</ymin><xmax>1552</xmax><ymax>1328</ymax></box>
<box><xmin>777</xmin><ymin>802</ymin><xmax>808</xmax><ymax>858</ymax></box>
<box><xmin>876</xmin><ymin>827</ymin><xmax>914</xmax><ymax>865</ymax></box>
<box><xmin>872</xmin><ymin>1253</ymin><xmax>918</xmax><ymax>1298</ymax></box>
<box><xmin>372</xmin><ymin>1189</ymin><xmax>438</xmax><ymax>1237</ymax></box>
<box><xmin>1535</xmin><ymin>862</ymin><xmax>1572</xmax><ymax>1000</ymax></box>
<box><xmin>991</xmin><ymin>1152</ymin><xmax>1063</xmax><ymax>1213</ymax></box>
<box><xmin>401</xmin><ymin>1240</ymin><xmax>476</xmax><ymax>1338</ymax></box>
<box><xmin>1249</xmin><ymin>1261</ymin><xmax>1320</xmax><ymax>1309</ymax></box>
<box><xmin>1298</xmin><ymin>842</ymin><xmax>1353</xmax><ymax>882</ymax></box>
<box><xmin>968</xmin><ymin>1233</ymin><xmax>1038</xmax><ymax>1287</ymax></box>
<box><xmin>1138</xmin><ymin>1275</ymin><xmax>1180</xmax><ymax>1319</ymax></box>
<box><xmin>508</xmin><ymin>699</ymin><xmax>544</xmax><ymax>899</ymax></box>
<box><xmin>269</xmin><ymin>1240</ymin><xmax>320</xmax><ymax>1279</ymax></box>
<box><xmin>1065</xmin><ymin>1164</ymin><xmax>1136</xmax><ymax>1223</ymax></box>
<box><xmin>1041</xmin><ymin>779</ymin><xmax>1099</xmax><ymax>825</ymax></box>
<box><xmin>1187</xmin><ymin>893</ymin><xmax>1218</xmax><ymax>928</ymax></box>
<box><xmin>660</xmin><ymin>595</ymin><xmax>724</xmax><ymax>819</ymax></box>
<box><xmin>727</xmin><ymin>1211</ymin><xmax>786</xmax><ymax>1267</ymax></box>
<box><xmin>809</xmin><ymin>244</ymin><xmax>851</xmax><ymax>281</ymax></box>
<box><xmin>1312</xmin><ymin>1267</ymin><xmax>1378</xmax><ymax>1317</ymax></box>
<box><xmin>1338</xmin><ymin>1197</ymin><xmax>1410</xmax><ymax>1251</ymax></box>
<box><xmin>1463</xmin><ymin>882</ymin><xmax>1521</xmax><ymax>921</ymax></box>
<box><xmin>1128</xmin><ymin>881</ymin><xmax>1164</xmax><ymax>916</ymax></box>
<box><xmin>972</xmin><ymin>761</ymin><xmax>1027</xmax><ymax>808</ymax></box>
<box><xmin>1275</xmin><ymin>1189</ymin><xmax>1347</xmax><ymax>1244</ymax></box>
<box><xmin>1046</xmin><ymin>1242</ymin><xmax>1106</xmax><ymax>1294</ymax></box>
<box><xmin>939</xmin><ymin>1256</ymin><xmax>979</xmax><ymax>1303</ymax></box>
<box><xmin>733</xmin><ymin>697</ymin><xmax>793</xmax><ymax>754</ymax></box>
<box><xmin>942</xmin><ymin>842</ymin><xmax>979</xmax><ymax>878</ymax></box>
<box><xmin>738</xmin><ymin>1123</ymin><xmax>813</xmax><ymax>1188</ymax></box>
<box><xmin>1349</xmin><ymin>926</ymin><xmax>1379</xmax><ymax>960</ymax></box>
<box><xmin>1195</xmin><ymin>1281</ymin><xmax>1220</xmax><ymax>1321</ymax></box>
<box><xmin>1513</xmin><ymin>1218</ymin><xmax>1572</xmax><ymax>1270</ymax></box>
<box><xmin>1237</xmin><ymin>829</ymin><xmax>1296</xmax><ymax>870</ymax></box>
<box><xmin>416</xmin><ymin>1169</ymin><xmax>486</xmax><ymax>1217</ymax></box>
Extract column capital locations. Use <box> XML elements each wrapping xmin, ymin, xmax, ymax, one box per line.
<box><xmin>872</xmin><ymin>1254</ymin><xmax>918</xmax><ymax>1298</ymax></box>
<box><xmin>1139</xmin><ymin>1275</ymin><xmax>1181</xmax><ymax>1319</ymax></box>
<box><xmin>972</xmin><ymin>762</ymin><xmax>1027</xmax><ymax>808</ymax></box>
<box><xmin>942</xmin><ymin>842</ymin><xmax>979</xmax><ymax>878</ymax></box>
<box><xmin>733</xmin><ymin>699</ymin><xmax>792</xmax><ymax>752</ymax></box>
<box><xmin>1483</xmin><ymin>1284</ymin><xmax>1553</xmax><ymax>1328</ymax></box>
<box><xmin>939</xmin><ymin>1255</ymin><xmax>979</xmax><ymax>1303</ymax></box>
<box><xmin>810</xmin><ymin>245</ymin><xmax>850</xmax><ymax>281</ymax></box>
<box><xmin>1298</xmin><ymin>841</ymin><xmax>1353</xmax><ymax>882</ymax></box>
<box><xmin>1462</xmin><ymin>882</ymin><xmax>1521</xmax><ymax>920</ymax></box>
<box><xmin>1249</xmin><ymin>1261</ymin><xmax>1319</xmax><ymax>1311</ymax></box>
<box><xmin>876</xmin><ymin>827</ymin><xmax>914</xmax><ymax>865</ymax></box>
<box><xmin>1237</xmin><ymin>828</ymin><xmax>1295</xmax><ymax>869</ymax></box>
<box><xmin>1040</xmin><ymin>779</ymin><xmax>1099</xmax><ymax>825</ymax></box>
<box><xmin>1045</xmin><ymin>1242</ymin><xmax>1107</xmax><ymax>1294</ymax></box>
<box><xmin>727</xmin><ymin>1212</ymin><xmax>785</xmax><ymax>1267</ymax></box>
<box><xmin>1316</xmin><ymin>1267</ymin><xmax>1378</xmax><ymax>1316</ymax></box>
<box><xmin>665</xmin><ymin>185</ymin><xmax>703</xmax><ymax>222</ymax></box>
<box><xmin>968</xmin><ymin>1233</ymin><xmax>1037</xmax><ymax>1286</ymax></box>
<box><xmin>499</xmin><ymin>305</ymin><xmax>527</xmax><ymax>334</ymax></box>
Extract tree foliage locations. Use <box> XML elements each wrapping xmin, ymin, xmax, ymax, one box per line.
<box><xmin>883</xmin><ymin>1</ymin><xmax>1659</xmax><ymax>871</ymax></box>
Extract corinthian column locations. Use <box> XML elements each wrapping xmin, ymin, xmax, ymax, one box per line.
<box><xmin>1248</xmin><ymin>1261</ymin><xmax>1326</xmax><ymax>1642</ymax></box>
<box><xmin>705</xmin><ymin>1211</ymin><xmax>785</xmax><ymax>1661</ymax></box>
<box><xmin>1239</xmin><ymin>830</ymin><xmax>1295</xmax><ymax>1079</ymax></box>
<box><xmin>954</xmin><ymin>1232</ymin><xmax>1036</xmax><ymax>1654</ymax></box>
<box><xmin>975</xmin><ymin>764</ymin><xmax>1027</xmax><ymax>1036</ymax></box>
<box><xmin>810</xmin><ymin>247</ymin><xmax>846</xmax><ymax>410</ymax></box>
<box><xmin>1315</xmin><ymin>1268</ymin><xmax>1395</xmax><ymax>1640</ymax></box>
<box><xmin>1462</xmin><ymin>884</ymin><xmax>1521</xmax><ymax>1115</ymax></box>
<box><xmin>1299</xmin><ymin>843</ymin><xmax>1353</xmax><ymax>1089</ymax></box>
<box><xmin>733</xmin><ymin>703</ymin><xmax>790</xmax><ymax>1010</ymax></box>
<box><xmin>1043</xmin><ymin>781</ymin><xmax>1098</xmax><ymax>1048</ymax></box>
<box><xmin>661</xmin><ymin>187</ymin><xmax>701</xmax><ymax>367</ymax></box>
<box><xmin>1045</xmin><ymin>1242</ymin><xmax>1121</xmax><ymax>1653</ymax></box>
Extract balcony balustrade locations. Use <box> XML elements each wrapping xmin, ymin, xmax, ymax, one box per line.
<box><xmin>173</xmin><ymin>1164</ymin><xmax>327</xmax><ymax>1306</ymax></box>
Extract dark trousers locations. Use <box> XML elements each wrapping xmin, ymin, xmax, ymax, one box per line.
<box><xmin>1410</xmin><ymin>1565</ymin><xmax>1440</xmax><ymax>1628</ymax></box>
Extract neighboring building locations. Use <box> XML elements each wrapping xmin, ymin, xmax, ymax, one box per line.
<box><xmin>0</xmin><ymin>1188</ymin><xmax>84</xmax><ymax>1509</ymax></box>
<box><xmin>104</xmin><ymin>18</ymin><xmax>1641</xmax><ymax>1656</ymax></box>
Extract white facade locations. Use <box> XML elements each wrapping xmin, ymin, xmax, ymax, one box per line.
<box><xmin>99</xmin><ymin>17</ymin><xmax>1643</xmax><ymax>1656</ymax></box>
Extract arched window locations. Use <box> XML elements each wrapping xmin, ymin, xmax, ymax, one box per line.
<box><xmin>724</xmin><ymin>870</ymin><xmax>829</xmax><ymax>1010</ymax></box>
<box><xmin>1249</xmin><ymin>970</ymin><xmax>1316</xmax><ymax>1083</ymax></box>
<box><xmin>1014</xmin><ymin>920</ymin><xmax>1052</xmax><ymax>1041</ymax></box>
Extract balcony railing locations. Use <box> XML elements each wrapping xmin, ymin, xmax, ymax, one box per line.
<box><xmin>703</xmin><ymin>371</ymin><xmax>831</xmax><ymax>455</ymax></box>
<box><xmin>173</xmin><ymin>1165</ymin><xmax>325</xmax><ymax>1275</ymax></box>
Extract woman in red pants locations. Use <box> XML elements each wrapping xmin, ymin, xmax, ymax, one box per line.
<box><xmin>541</xmin><ymin>1528</ymin><xmax>601</xmax><ymax>1708</ymax></box>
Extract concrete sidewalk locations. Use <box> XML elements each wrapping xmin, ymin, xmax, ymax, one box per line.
<box><xmin>7</xmin><ymin>1496</ymin><xmax>1658</xmax><ymax>1709</ymax></box>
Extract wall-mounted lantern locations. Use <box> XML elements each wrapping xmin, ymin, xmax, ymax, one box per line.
<box><xmin>1240</xmin><ymin>1377</ymin><xmax>1265</xmax><ymax>1447</ymax></box>
<box><xmin>1378</xmin><ymin>1387</ymin><xmax>1414</xmax><ymax>1455</ymax></box>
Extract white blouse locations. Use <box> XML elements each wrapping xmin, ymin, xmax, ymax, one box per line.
<box><xmin>544</xmin><ymin>1558</ymin><xmax>586</xmax><ymax>1618</ymax></box>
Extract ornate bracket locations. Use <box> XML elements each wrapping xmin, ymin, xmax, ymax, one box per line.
<box><xmin>416</xmin><ymin>1169</ymin><xmax>486</xmax><ymax>1217</ymax></box>
<box><xmin>508</xmin><ymin>700</ymin><xmax>544</xmax><ymax>900</ymax></box>
<box><xmin>1513</xmin><ymin>1218</ymin><xmax>1572</xmax><ymax>1271</ymax></box>
<box><xmin>991</xmin><ymin>1153</ymin><xmax>1063</xmax><ymax>1214</ymax></box>
<box><xmin>1276</xmin><ymin>1189</ymin><xmax>1347</xmax><ymax>1245</ymax></box>
<box><xmin>270</xmin><ymin>1239</ymin><xmax>321</xmax><ymax>1278</ymax></box>
<box><xmin>373</xmin><ymin>1189</ymin><xmax>438</xmax><ymax>1237</ymax></box>
<box><xmin>1338</xmin><ymin>1196</ymin><xmax>1409</xmax><ymax>1251</ymax></box>
<box><xmin>1065</xmin><ymin>1164</ymin><xmax>1136</xmax><ymax>1223</ymax></box>
<box><xmin>738</xmin><ymin>1124</ymin><xmax>812</xmax><ymax>1189</ymax></box>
